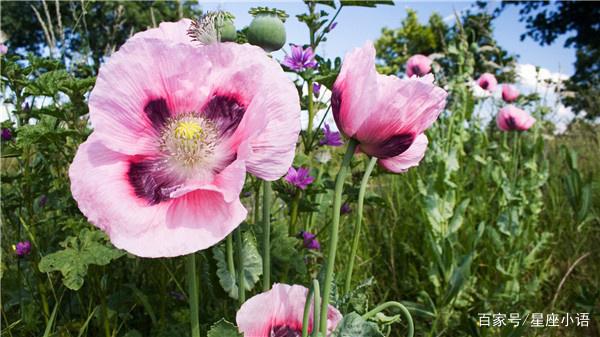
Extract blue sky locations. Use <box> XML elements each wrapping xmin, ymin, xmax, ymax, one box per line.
<box><xmin>199</xmin><ymin>1</ymin><xmax>575</xmax><ymax>75</ymax></box>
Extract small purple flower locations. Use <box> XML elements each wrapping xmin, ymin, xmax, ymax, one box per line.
<box><xmin>1</xmin><ymin>128</ymin><xmax>12</xmax><ymax>141</ymax></box>
<box><xmin>282</xmin><ymin>45</ymin><xmax>317</xmax><ymax>72</ymax></box>
<box><xmin>285</xmin><ymin>167</ymin><xmax>314</xmax><ymax>190</ymax></box>
<box><xmin>312</xmin><ymin>82</ymin><xmax>321</xmax><ymax>98</ymax></box>
<box><xmin>15</xmin><ymin>241</ymin><xmax>31</xmax><ymax>257</ymax></box>
<box><xmin>169</xmin><ymin>291</ymin><xmax>186</xmax><ymax>301</ymax></box>
<box><xmin>0</xmin><ymin>43</ymin><xmax>7</xmax><ymax>55</ymax></box>
<box><xmin>319</xmin><ymin>123</ymin><xmax>343</xmax><ymax>147</ymax></box>
<box><xmin>299</xmin><ymin>231</ymin><xmax>320</xmax><ymax>250</ymax></box>
<box><xmin>341</xmin><ymin>203</ymin><xmax>352</xmax><ymax>214</ymax></box>
<box><xmin>38</xmin><ymin>195</ymin><xmax>48</xmax><ymax>208</ymax></box>
<box><xmin>326</xmin><ymin>22</ymin><xmax>338</xmax><ymax>32</ymax></box>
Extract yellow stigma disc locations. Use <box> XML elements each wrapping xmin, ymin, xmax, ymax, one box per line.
<box><xmin>174</xmin><ymin>121</ymin><xmax>204</xmax><ymax>140</ymax></box>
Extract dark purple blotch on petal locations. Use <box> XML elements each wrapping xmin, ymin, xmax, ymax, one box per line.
<box><xmin>271</xmin><ymin>325</ymin><xmax>302</xmax><ymax>337</ymax></box>
<box><xmin>203</xmin><ymin>95</ymin><xmax>246</xmax><ymax>137</ymax></box>
<box><xmin>506</xmin><ymin>116</ymin><xmax>517</xmax><ymax>130</ymax></box>
<box><xmin>144</xmin><ymin>98</ymin><xmax>170</xmax><ymax>130</ymax></box>
<box><xmin>128</xmin><ymin>158</ymin><xmax>181</xmax><ymax>205</ymax></box>
<box><xmin>331</xmin><ymin>88</ymin><xmax>342</xmax><ymax>131</ymax></box>
<box><xmin>369</xmin><ymin>133</ymin><xmax>414</xmax><ymax>159</ymax></box>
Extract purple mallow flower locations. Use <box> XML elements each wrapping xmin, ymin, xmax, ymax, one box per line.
<box><xmin>282</xmin><ymin>45</ymin><xmax>317</xmax><ymax>72</ymax></box>
<box><xmin>15</xmin><ymin>241</ymin><xmax>31</xmax><ymax>257</ymax></box>
<box><xmin>319</xmin><ymin>123</ymin><xmax>343</xmax><ymax>147</ymax></box>
<box><xmin>313</xmin><ymin>82</ymin><xmax>321</xmax><ymax>98</ymax></box>
<box><xmin>299</xmin><ymin>231</ymin><xmax>320</xmax><ymax>250</ymax></box>
<box><xmin>341</xmin><ymin>202</ymin><xmax>352</xmax><ymax>214</ymax></box>
<box><xmin>1</xmin><ymin>128</ymin><xmax>12</xmax><ymax>141</ymax></box>
<box><xmin>285</xmin><ymin>167</ymin><xmax>314</xmax><ymax>190</ymax></box>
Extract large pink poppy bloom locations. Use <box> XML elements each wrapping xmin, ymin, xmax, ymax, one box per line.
<box><xmin>236</xmin><ymin>283</ymin><xmax>342</xmax><ymax>336</ymax></box>
<box><xmin>477</xmin><ymin>73</ymin><xmax>498</xmax><ymax>92</ymax></box>
<box><xmin>496</xmin><ymin>105</ymin><xmax>535</xmax><ymax>132</ymax></box>
<box><xmin>332</xmin><ymin>41</ymin><xmax>447</xmax><ymax>173</ymax></box>
<box><xmin>501</xmin><ymin>84</ymin><xmax>520</xmax><ymax>103</ymax></box>
<box><xmin>405</xmin><ymin>54</ymin><xmax>432</xmax><ymax>77</ymax></box>
<box><xmin>69</xmin><ymin>20</ymin><xmax>300</xmax><ymax>257</ymax></box>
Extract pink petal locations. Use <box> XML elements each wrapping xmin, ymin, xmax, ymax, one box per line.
<box><xmin>354</xmin><ymin>74</ymin><xmax>446</xmax><ymax>155</ymax></box>
<box><xmin>236</xmin><ymin>283</ymin><xmax>342</xmax><ymax>337</ymax></box>
<box><xmin>69</xmin><ymin>134</ymin><xmax>171</xmax><ymax>238</ymax></box>
<box><xmin>379</xmin><ymin>133</ymin><xmax>429</xmax><ymax>173</ymax></box>
<box><xmin>70</xmin><ymin>134</ymin><xmax>248</xmax><ymax>258</ymax></box>
<box><xmin>332</xmin><ymin>41</ymin><xmax>379</xmax><ymax>137</ymax></box>
<box><xmin>89</xmin><ymin>35</ymin><xmax>212</xmax><ymax>156</ymax></box>
<box><xmin>129</xmin><ymin>19</ymin><xmax>194</xmax><ymax>46</ymax></box>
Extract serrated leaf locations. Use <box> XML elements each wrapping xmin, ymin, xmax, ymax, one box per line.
<box><xmin>332</xmin><ymin>312</ymin><xmax>383</xmax><ymax>337</ymax></box>
<box><xmin>213</xmin><ymin>232</ymin><xmax>262</xmax><ymax>300</ymax></box>
<box><xmin>39</xmin><ymin>229</ymin><xmax>125</xmax><ymax>290</ymax></box>
<box><xmin>207</xmin><ymin>319</ymin><xmax>242</xmax><ymax>337</ymax></box>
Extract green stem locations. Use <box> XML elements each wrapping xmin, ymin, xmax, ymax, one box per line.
<box><xmin>307</xmin><ymin>80</ymin><xmax>315</xmax><ymax>144</ymax></box>
<box><xmin>226</xmin><ymin>234</ymin><xmax>236</xmax><ymax>279</ymax></box>
<box><xmin>319</xmin><ymin>139</ymin><xmax>358</xmax><ymax>334</ymax></box>
<box><xmin>235</xmin><ymin>229</ymin><xmax>245</xmax><ymax>304</ymax></box>
<box><xmin>362</xmin><ymin>301</ymin><xmax>414</xmax><ymax>337</ymax></box>
<box><xmin>311</xmin><ymin>280</ymin><xmax>321</xmax><ymax>337</ymax></box>
<box><xmin>289</xmin><ymin>191</ymin><xmax>301</xmax><ymax>236</ymax></box>
<box><xmin>344</xmin><ymin>156</ymin><xmax>377</xmax><ymax>295</ymax></box>
<box><xmin>262</xmin><ymin>181</ymin><xmax>272</xmax><ymax>291</ymax></box>
<box><xmin>301</xmin><ymin>283</ymin><xmax>314</xmax><ymax>337</ymax></box>
<box><xmin>185</xmin><ymin>254</ymin><xmax>200</xmax><ymax>337</ymax></box>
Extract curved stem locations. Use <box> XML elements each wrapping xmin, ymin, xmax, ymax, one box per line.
<box><xmin>262</xmin><ymin>181</ymin><xmax>272</xmax><ymax>291</ymax></box>
<box><xmin>362</xmin><ymin>301</ymin><xmax>414</xmax><ymax>337</ymax></box>
<box><xmin>226</xmin><ymin>234</ymin><xmax>235</xmax><ymax>279</ymax></box>
<box><xmin>185</xmin><ymin>254</ymin><xmax>200</xmax><ymax>337</ymax></box>
<box><xmin>319</xmin><ymin>138</ymin><xmax>358</xmax><ymax>334</ymax></box>
<box><xmin>344</xmin><ymin>156</ymin><xmax>377</xmax><ymax>294</ymax></box>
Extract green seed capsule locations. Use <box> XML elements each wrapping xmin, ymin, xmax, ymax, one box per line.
<box><xmin>218</xmin><ymin>20</ymin><xmax>237</xmax><ymax>42</ymax></box>
<box><xmin>247</xmin><ymin>14</ymin><xmax>286</xmax><ymax>52</ymax></box>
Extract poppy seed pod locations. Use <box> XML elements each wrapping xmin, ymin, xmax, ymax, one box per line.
<box><xmin>247</xmin><ymin>8</ymin><xmax>287</xmax><ymax>52</ymax></box>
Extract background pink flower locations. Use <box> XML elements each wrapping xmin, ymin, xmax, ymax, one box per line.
<box><xmin>477</xmin><ymin>73</ymin><xmax>498</xmax><ymax>92</ymax></box>
<box><xmin>496</xmin><ymin>105</ymin><xmax>536</xmax><ymax>131</ymax></box>
<box><xmin>502</xmin><ymin>84</ymin><xmax>520</xmax><ymax>103</ymax></box>
<box><xmin>406</xmin><ymin>54</ymin><xmax>432</xmax><ymax>77</ymax></box>
<box><xmin>69</xmin><ymin>20</ymin><xmax>300</xmax><ymax>257</ymax></box>
<box><xmin>236</xmin><ymin>283</ymin><xmax>342</xmax><ymax>336</ymax></box>
<box><xmin>332</xmin><ymin>41</ymin><xmax>447</xmax><ymax>173</ymax></box>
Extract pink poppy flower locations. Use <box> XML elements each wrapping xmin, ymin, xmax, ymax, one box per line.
<box><xmin>405</xmin><ymin>54</ymin><xmax>432</xmax><ymax>77</ymax></box>
<box><xmin>496</xmin><ymin>105</ymin><xmax>535</xmax><ymax>131</ymax></box>
<box><xmin>236</xmin><ymin>283</ymin><xmax>342</xmax><ymax>336</ymax></box>
<box><xmin>69</xmin><ymin>20</ymin><xmax>300</xmax><ymax>258</ymax></box>
<box><xmin>502</xmin><ymin>84</ymin><xmax>519</xmax><ymax>103</ymax></box>
<box><xmin>477</xmin><ymin>73</ymin><xmax>498</xmax><ymax>92</ymax></box>
<box><xmin>332</xmin><ymin>41</ymin><xmax>447</xmax><ymax>173</ymax></box>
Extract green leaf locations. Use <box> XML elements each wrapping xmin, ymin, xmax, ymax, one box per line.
<box><xmin>39</xmin><ymin>229</ymin><xmax>125</xmax><ymax>290</ymax></box>
<box><xmin>207</xmin><ymin>319</ymin><xmax>242</xmax><ymax>337</ymax></box>
<box><xmin>213</xmin><ymin>232</ymin><xmax>262</xmax><ymax>300</ymax></box>
<box><xmin>442</xmin><ymin>253</ymin><xmax>473</xmax><ymax>305</ymax></box>
<box><xmin>332</xmin><ymin>312</ymin><xmax>384</xmax><ymax>337</ymax></box>
<box><xmin>340</xmin><ymin>0</ymin><xmax>394</xmax><ymax>8</ymax></box>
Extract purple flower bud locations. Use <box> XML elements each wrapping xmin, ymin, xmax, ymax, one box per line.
<box><xmin>319</xmin><ymin>123</ymin><xmax>343</xmax><ymax>147</ymax></box>
<box><xmin>15</xmin><ymin>241</ymin><xmax>31</xmax><ymax>257</ymax></box>
<box><xmin>326</xmin><ymin>22</ymin><xmax>338</xmax><ymax>32</ymax></box>
<box><xmin>340</xmin><ymin>202</ymin><xmax>352</xmax><ymax>214</ymax></box>
<box><xmin>285</xmin><ymin>167</ymin><xmax>315</xmax><ymax>190</ymax></box>
<box><xmin>38</xmin><ymin>195</ymin><xmax>48</xmax><ymax>208</ymax></box>
<box><xmin>313</xmin><ymin>82</ymin><xmax>321</xmax><ymax>98</ymax></box>
<box><xmin>1</xmin><ymin>128</ymin><xmax>12</xmax><ymax>141</ymax></box>
<box><xmin>299</xmin><ymin>231</ymin><xmax>320</xmax><ymax>250</ymax></box>
<box><xmin>281</xmin><ymin>45</ymin><xmax>318</xmax><ymax>72</ymax></box>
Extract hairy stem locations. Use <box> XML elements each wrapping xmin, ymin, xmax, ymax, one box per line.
<box><xmin>262</xmin><ymin>181</ymin><xmax>272</xmax><ymax>291</ymax></box>
<box><xmin>185</xmin><ymin>254</ymin><xmax>200</xmax><ymax>337</ymax></box>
